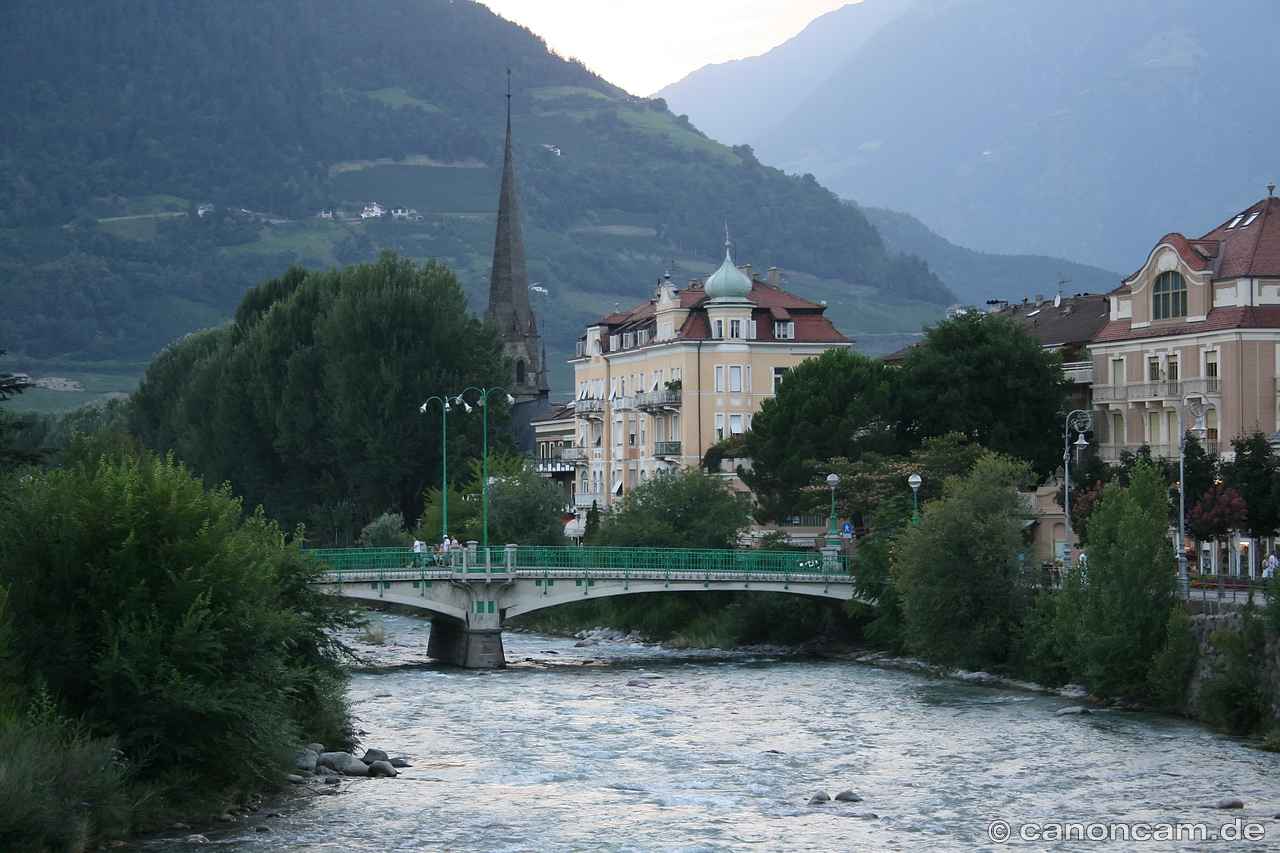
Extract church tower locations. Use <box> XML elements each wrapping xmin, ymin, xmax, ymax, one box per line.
<box><xmin>486</xmin><ymin>80</ymin><xmax>550</xmax><ymax>449</ymax></box>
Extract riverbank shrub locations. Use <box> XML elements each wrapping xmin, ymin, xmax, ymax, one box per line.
<box><xmin>1196</xmin><ymin>611</ymin><xmax>1273</xmax><ymax>735</ymax></box>
<box><xmin>892</xmin><ymin>453</ymin><xmax>1036</xmax><ymax>670</ymax></box>
<box><xmin>0</xmin><ymin>434</ymin><xmax>358</xmax><ymax>832</ymax></box>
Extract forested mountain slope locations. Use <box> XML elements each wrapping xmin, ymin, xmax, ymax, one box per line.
<box><xmin>0</xmin><ymin>0</ymin><xmax>950</xmax><ymax>389</ymax></box>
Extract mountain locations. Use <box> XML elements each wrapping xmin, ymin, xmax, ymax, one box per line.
<box><xmin>857</xmin><ymin>206</ymin><xmax>1121</xmax><ymax>307</ymax></box>
<box><xmin>0</xmin><ymin>0</ymin><xmax>952</xmax><ymax>396</ymax></box>
<box><xmin>659</xmin><ymin>0</ymin><xmax>1280</xmax><ymax>273</ymax></box>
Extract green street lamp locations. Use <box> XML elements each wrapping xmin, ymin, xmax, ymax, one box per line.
<box><xmin>456</xmin><ymin>386</ymin><xmax>514</xmax><ymax>549</ymax></box>
<box><xmin>1178</xmin><ymin>393</ymin><xmax>1210</xmax><ymax>597</ymax></box>
<box><xmin>908</xmin><ymin>473</ymin><xmax>922</xmax><ymax>523</ymax></box>
<box><xmin>419</xmin><ymin>395</ymin><xmax>453</xmax><ymax>545</ymax></box>
<box><xmin>1062</xmin><ymin>409</ymin><xmax>1092</xmax><ymax>566</ymax></box>
<box><xmin>826</xmin><ymin>472</ymin><xmax>841</xmax><ymax>549</ymax></box>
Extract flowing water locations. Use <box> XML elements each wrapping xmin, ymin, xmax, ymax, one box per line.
<box><xmin>139</xmin><ymin>614</ymin><xmax>1279</xmax><ymax>851</ymax></box>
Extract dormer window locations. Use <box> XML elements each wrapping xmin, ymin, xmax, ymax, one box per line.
<box><xmin>1152</xmin><ymin>271</ymin><xmax>1186</xmax><ymax>320</ymax></box>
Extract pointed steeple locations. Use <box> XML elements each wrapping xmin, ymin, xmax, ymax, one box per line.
<box><xmin>486</xmin><ymin>74</ymin><xmax>550</xmax><ymax>450</ymax></box>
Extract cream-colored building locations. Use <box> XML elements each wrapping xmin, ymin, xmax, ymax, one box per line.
<box><xmin>565</xmin><ymin>246</ymin><xmax>848</xmax><ymax>512</ymax></box>
<box><xmin>1090</xmin><ymin>192</ymin><xmax>1280</xmax><ymax>463</ymax></box>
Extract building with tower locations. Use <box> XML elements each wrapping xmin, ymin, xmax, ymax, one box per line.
<box><xmin>564</xmin><ymin>242</ymin><xmax>848</xmax><ymax>520</ymax></box>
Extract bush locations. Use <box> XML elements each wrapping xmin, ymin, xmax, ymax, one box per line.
<box><xmin>0</xmin><ymin>435</ymin><xmax>357</xmax><ymax>801</ymax></box>
<box><xmin>359</xmin><ymin>512</ymin><xmax>411</xmax><ymax>548</ymax></box>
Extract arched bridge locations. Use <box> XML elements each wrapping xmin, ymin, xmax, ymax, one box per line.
<box><xmin>308</xmin><ymin>545</ymin><xmax>865</xmax><ymax>668</ymax></box>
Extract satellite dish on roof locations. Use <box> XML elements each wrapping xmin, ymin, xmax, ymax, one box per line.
<box><xmin>1053</xmin><ymin>294</ymin><xmax>1062</xmax><ymax>307</ymax></box>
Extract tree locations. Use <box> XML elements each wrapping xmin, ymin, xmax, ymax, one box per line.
<box><xmin>0</xmin><ymin>352</ymin><xmax>42</xmax><ymax>472</ymax></box>
<box><xmin>0</xmin><ymin>434</ymin><xmax>356</xmax><ymax>796</ymax></box>
<box><xmin>418</xmin><ymin>455</ymin><xmax>568</xmax><ymax>547</ymax></box>
<box><xmin>594</xmin><ymin>468</ymin><xmax>751</xmax><ymax>549</ymax></box>
<box><xmin>892</xmin><ymin>453</ymin><xmax>1037</xmax><ymax>670</ymax></box>
<box><xmin>128</xmin><ymin>253</ymin><xmax>511</xmax><ymax>542</ymax></box>
<box><xmin>1187</xmin><ymin>483</ymin><xmax>1248</xmax><ymax>569</ymax></box>
<box><xmin>1055</xmin><ymin>460</ymin><xmax>1180</xmax><ymax>698</ymax></box>
<box><xmin>820</xmin><ymin>432</ymin><xmax>985</xmax><ymax>523</ymax></box>
<box><xmin>740</xmin><ymin>348</ymin><xmax>898</xmax><ymax>522</ymax></box>
<box><xmin>1221</xmin><ymin>432</ymin><xmax>1280</xmax><ymax>572</ymax></box>
<box><xmin>895</xmin><ymin>311</ymin><xmax>1073</xmax><ymax>475</ymax></box>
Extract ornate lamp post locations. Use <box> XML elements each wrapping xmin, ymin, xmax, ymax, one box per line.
<box><xmin>908</xmin><ymin>473</ymin><xmax>922</xmax><ymax>523</ymax></box>
<box><xmin>825</xmin><ymin>472</ymin><xmax>841</xmax><ymax>550</ymax></box>
<box><xmin>1062</xmin><ymin>409</ymin><xmax>1092</xmax><ymax>566</ymax></box>
<box><xmin>419</xmin><ymin>395</ymin><xmax>454</xmax><ymax>544</ymax></box>
<box><xmin>456</xmin><ymin>386</ymin><xmax>514</xmax><ymax>549</ymax></box>
<box><xmin>1178</xmin><ymin>393</ymin><xmax>1210</xmax><ymax>596</ymax></box>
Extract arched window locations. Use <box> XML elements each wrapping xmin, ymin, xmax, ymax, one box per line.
<box><xmin>516</xmin><ymin>360</ymin><xmax>526</xmax><ymax>384</ymax></box>
<box><xmin>1153</xmin><ymin>271</ymin><xmax>1187</xmax><ymax>320</ymax></box>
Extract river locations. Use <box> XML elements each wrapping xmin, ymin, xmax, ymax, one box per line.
<box><xmin>138</xmin><ymin>613</ymin><xmax>1278</xmax><ymax>851</ymax></box>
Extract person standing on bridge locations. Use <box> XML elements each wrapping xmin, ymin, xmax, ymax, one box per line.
<box><xmin>412</xmin><ymin>537</ymin><xmax>425</xmax><ymax>567</ymax></box>
<box><xmin>441</xmin><ymin>534</ymin><xmax>452</xmax><ymax>567</ymax></box>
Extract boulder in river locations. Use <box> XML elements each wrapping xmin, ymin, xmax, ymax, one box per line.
<box><xmin>626</xmin><ymin>679</ymin><xmax>651</xmax><ymax>687</ymax></box>
<box><xmin>1055</xmin><ymin>706</ymin><xmax>1092</xmax><ymax>717</ymax></box>
<box><xmin>361</xmin><ymin>748</ymin><xmax>389</xmax><ymax>764</ymax></box>
<box><xmin>806</xmin><ymin>790</ymin><xmax>831</xmax><ymax>805</ymax></box>
<box><xmin>1215</xmin><ymin>797</ymin><xmax>1244</xmax><ymax>809</ymax></box>
<box><xmin>834</xmin><ymin>790</ymin><xmax>863</xmax><ymax>802</ymax></box>
<box><xmin>368</xmin><ymin>760</ymin><xmax>399</xmax><ymax>778</ymax></box>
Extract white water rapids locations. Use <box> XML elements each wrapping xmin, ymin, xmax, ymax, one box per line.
<box><xmin>138</xmin><ymin>613</ymin><xmax>1279</xmax><ymax>852</ymax></box>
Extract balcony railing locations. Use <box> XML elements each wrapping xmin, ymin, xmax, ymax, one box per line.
<box><xmin>575</xmin><ymin>398</ymin><xmax>605</xmax><ymax>417</ymax></box>
<box><xmin>635</xmin><ymin>388</ymin><xmax>682</xmax><ymax>410</ymax></box>
<box><xmin>1062</xmin><ymin>361</ymin><xmax>1093</xmax><ymax>384</ymax></box>
<box><xmin>653</xmin><ymin>441</ymin><xmax>681</xmax><ymax>456</ymax></box>
<box><xmin>1094</xmin><ymin>378</ymin><xmax>1220</xmax><ymax>404</ymax></box>
<box><xmin>574</xmin><ymin>492</ymin><xmax>605</xmax><ymax>508</ymax></box>
<box><xmin>558</xmin><ymin>447</ymin><xmax>588</xmax><ymax>462</ymax></box>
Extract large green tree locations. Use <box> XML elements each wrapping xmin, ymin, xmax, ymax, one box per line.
<box><xmin>1053</xmin><ymin>460</ymin><xmax>1180</xmax><ymax>698</ymax></box>
<box><xmin>740</xmin><ymin>347</ymin><xmax>899</xmax><ymax>522</ymax></box>
<box><xmin>129</xmin><ymin>253</ymin><xmax>511</xmax><ymax>543</ymax></box>
<box><xmin>895</xmin><ymin>311</ymin><xmax>1073</xmax><ymax>475</ymax></box>
<box><xmin>1221</xmin><ymin>431</ymin><xmax>1280</xmax><ymax>572</ymax></box>
<box><xmin>0</xmin><ymin>352</ymin><xmax>41</xmax><ymax>472</ymax></box>
<box><xmin>0</xmin><ymin>434</ymin><xmax>355</xmax><ymax>796</ymax></box>
<box><xmin>593</xmin><ymin>468</ymin><xmax>751</xmax><ymax>549</ymax></box>
<box><xmin>892</xmin><ymin>453</ymin><xmax>1037</xmax><ymax>670</ymax></box>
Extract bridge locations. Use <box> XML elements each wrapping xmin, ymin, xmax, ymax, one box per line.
<box><xmin>309</xmin><ymin>545</ymin><xmax>864</xmax><ymax>668</ymax></box>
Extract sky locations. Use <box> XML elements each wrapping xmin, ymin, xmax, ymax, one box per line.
<box><xmin>480</xmin><ymin>0</ymin><xmax>855</xmax><ymax>97</ymax></box>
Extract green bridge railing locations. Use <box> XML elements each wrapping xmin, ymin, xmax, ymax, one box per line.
<box><xmin>305</xmin><ymin>545</ymin><xmax>855</xmax><ymax>578</ymax></box>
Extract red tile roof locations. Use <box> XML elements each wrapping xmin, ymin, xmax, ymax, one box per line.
<box><xmin>1093</xmin><ymin>306</ymin><xmax>1280</xmax><ymax>343</ymax></box>
<box><xmin>1123</xmin><ymin>196</ymin><xmax>1280</xmax><ymax>285</ymax></box>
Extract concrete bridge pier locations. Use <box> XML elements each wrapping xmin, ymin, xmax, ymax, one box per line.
<box><xmin>425</xmin><ymin>565</ymin><xmax>513</xmax><ymax>668</ymax></box>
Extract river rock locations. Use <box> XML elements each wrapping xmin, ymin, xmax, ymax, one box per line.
<box><xmin>1055</xmin><ymin>706</ymin><xmax>1092</xmax><ymax>716</ymax></box>
<box><xmin>361</xmin><ymin>748</ymin><xmax>390</xmax><ymax>764</ymax></box>
<box><xmin>306</xmin><ymin>742</ymin><xmax>326</xmax><ymax>754</ymax></box>
<box><xmin>318</xmin><ymin>751</ymin><xmax>355</xmax><ymax>771</ymax></box>
<box><xmin>834</xmin><ymin>790</ymin><xmax>863</xmax><ymax>802</ymax></box>
<box><xmin>626</xmin><ymin>679</ymin><xmax>651</xmax><ymax>687</ymax></box>
<box><xmin>389</xmin><ymin>757</ymin><xmax>413</xmax><ymax>767</ymax></box>
<box><xmin>181</xmin><ymin>835</ymin><xmax>210</xmax><ymax>844</ymax></box>
<box><xmin>285</xmin><ymin>774</ymin><xmax>305</xmax><ymax>784</ymax></box>
<box><xmin>1215</xmin><ymin>797</ymin><xmax>1244</xmax><ymax>809</ymax></box>
<box><xmin>293</xmin><ymin>749</ymin><xmax>318</xmax><ymax>772</ymax></box>
<box><xmin>807</xmin><ymin>790</ymin><xmax>831</xmax><ymax>805</ymax></box>
<box><xmin>342</xmin><ymin>757</ymin><xmax>370</xmax><ymax>776</ymax></box>
<box><xmin>368</xmin><ymin>760</ymin><xmax>399</xmax><ymax>777</ymax></box>
<box><xmin>255</xmin><ymin>825</ymin><xmax>272</xmax><ymax>833</ymax></box>
<box><xmin>575</xmin><ymin>639</ymin><xmax>599</xmax><ymax>647</ymax></box>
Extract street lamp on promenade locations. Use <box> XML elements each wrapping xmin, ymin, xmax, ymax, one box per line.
<box><xmin>1062</xmin><ymin>410</ymin><xmax>1092</xmax><ymax>566</ymax></box>
<box><xmin>456</xmin><ymin>386</ymin><xmax>514</xmax><ymax>549</ymax></box>
<box><xmin>418</xmin><ymin>395</ymin><xmax>454</xmax><ymax>544</ymax></box>
<box><xmin>1178</xmin><ymin>393</ymin><xmax>1210</xmax><ymax>596</ymax></box>
<box><xmin>826</xmin><ymin>472</ymin><xmax>841</xmax><ymax>550</ymax></box>
<box><xmin>908</xmin><ymin>473</ymin><xmax>922</xmax><ymax>523</ymax></box>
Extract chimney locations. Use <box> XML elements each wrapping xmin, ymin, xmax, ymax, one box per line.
<box><xmin>767</xmin><ymin>266</ymin><xmax>781</xmax><ymax>288</ymax></box>
<box><xmin>739</xmin><ymin>264</ymin><xmax>754</xmax><ymax>281</ymax></box>
<box><xmin>1035</xmin><ymin>294</ymin><xmax>1044</xmax><ymax>304</ymax></box>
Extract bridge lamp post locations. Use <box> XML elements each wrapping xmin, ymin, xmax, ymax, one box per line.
<box><xmin>908</xmin><ymin>473</ymin><xmax>922</xmax><ymax>523</ymax></box>
<box><xmin>419</xmin><ymin>396</ymin><xmax>454</xmax><ymax>545</ymax></box>
<box><xmin>825</xmin><ymin>472</ymin><xmax>841</xmax><ymax>550</ymax></box>
<box><xmin>456</xmin><ymin>386</ymin><xmax>514</xmax><ymax>549</ymax></box>
<box><xmin>1178</xmin><ymin>393</ymin><xmax>1210</xmax><ymax>597</ymax></box>
<box><xmin>1062</xmin><ymin>409</ymin><xmax>1092</xmax><ymax>567</ymax></box>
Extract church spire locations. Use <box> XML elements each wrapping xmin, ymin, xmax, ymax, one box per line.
<box><xmin>486</xmin><ymin>73</ymin><xmax>549</xmax><ymax>449</ymax></box>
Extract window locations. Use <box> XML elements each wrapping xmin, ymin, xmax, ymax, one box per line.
<box><xmin>715</xmin><ymin>413</ymin><xmax>725</xmax><ymax>440</ymax></box>
<box><xmin>774</xmin><ymin>321</ymin><xmax>795</xmax><ymax>339</ymax></box>
<box><xmin>1110</xmin><ymin>358</ymin><xmax>1124</xmax><ymax>384</ymax></box>
<box><xmin>1167</xmin><ymin>356</ymin><xmax>1178</xmax><ymax>382</ymax></box>
<box><xmin>713</xmin><ymin>319</ymin><xmax>724</xmax><ymax>339</ymax></box>
<box><xmin>1153</xmin><ymin>271</ymin><xmax>1187</xmax><ymax>320</ymax></box>
<box><xmin>1148</xmin><ymin>357</ymin><xmax>1160</xmax><ymax>381</ymax></box>
<box><xmin>773</xmin><ymin>366</ymin><xmax>789</xmax><ymax>391</ymax></box>
<box><xmin>714</xmin><ymin>365</ymin><xmax>725</xmax><ymax>392</ymax></box>
<box><xmin>729</xmin><ymin>319</ymin><xmax>742</xmax><ymax>338</ymax></box>
<box><xmin>729</xmin><ymin>413</ymin><xmax>745</xmax><ymax>435</ymax></box>
<box><xmin>729</xmin><ymin>365</ymin><xmax>743</xmax><ymax>393</ymax></box>
<box><xmin>1112</xmin><ymin>413</ymin><xmax>1124</xmax><ymax>444</ymax></box>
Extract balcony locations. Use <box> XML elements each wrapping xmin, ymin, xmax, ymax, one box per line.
<box><xmin>635</xmin><ymin>388</ymin><xmax>682</xmax><ymax>411</ymax></box>
<box><xmin>536</xmin><ymin>458</ymin><xmax>576</xmax><ymax>474</ymax></box>
<box><xmin>1062</xmin><ymin>361</ymin><xmax>1093</xmax><ymax>384</ymax></box>
<box><xmin>575</xmin><ymin>398</ymin><xmax>606</xmax><ymax>418</ymax></box>
<box><xmin>558</xmin><ymin>447</ymin><xmax>588</xmax><ymax>462</ymax></box>
<box><xmin>574</xmin><ymin>492</ymin><xmax>605</xmax><ymax>508</ymax></box>
<box><xmin>653</xmin><ymin>441</ymin><xmax>681</xmax><ymax>456</ymax></box>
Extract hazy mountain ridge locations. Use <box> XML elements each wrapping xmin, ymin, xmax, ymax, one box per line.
<box><xmin>661</xmin><ymin>0</ymin><xmax>1280</xmax><ymax>273</ymax></box>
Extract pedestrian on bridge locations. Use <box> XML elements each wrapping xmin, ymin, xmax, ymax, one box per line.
<box><xmin>412</xmin><ymin>538</ymin><xmax>425</xmax><ymax>568</ymax></box>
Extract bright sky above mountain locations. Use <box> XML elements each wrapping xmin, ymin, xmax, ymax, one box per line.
<box><xmin>481</xmin><ymin>0</ymin><xmax>855</xmax><ymax>97</ymax></box>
